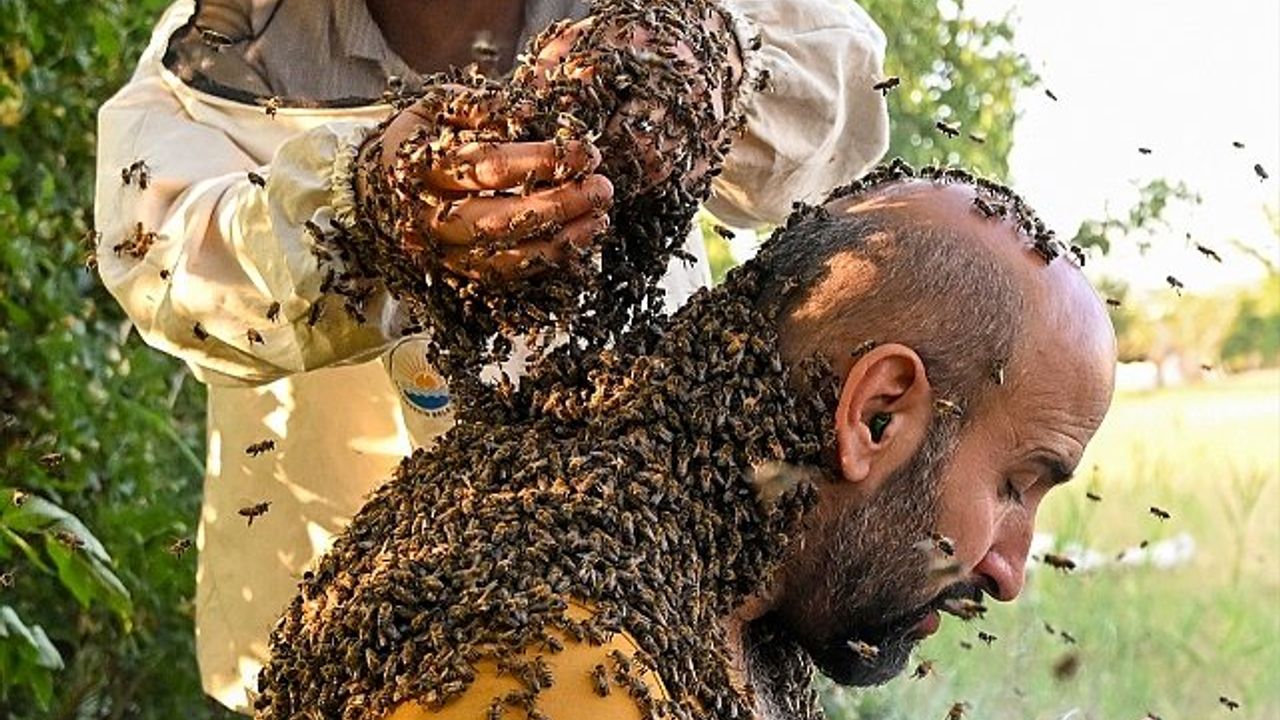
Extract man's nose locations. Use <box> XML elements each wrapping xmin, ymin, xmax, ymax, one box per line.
<box><xmin>973</xmin><ymin>519</ymin><xmax>1033</xmax><ymax>602</ymax></box>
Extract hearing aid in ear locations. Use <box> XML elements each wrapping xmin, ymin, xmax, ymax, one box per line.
<box><xmin>869</xmin><ymin>413</ymin><xmax>891</xmax><ymax>443</ymax></box>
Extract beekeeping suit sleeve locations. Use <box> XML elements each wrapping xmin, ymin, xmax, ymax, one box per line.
<box><xmin>94</xmin><ymin>2</ymin><xmax>398</xmax><ymax>389</ymax></box>
<box><xmin>708</xmin><ymin>0</ymin><xmax>890</xmax><ymax>227</ymax></box>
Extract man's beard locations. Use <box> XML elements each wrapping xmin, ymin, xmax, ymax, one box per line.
<box><xmin>761</xmin><ymin>421</ymin><xmax>985</xmax><ymax>688</ymax></box>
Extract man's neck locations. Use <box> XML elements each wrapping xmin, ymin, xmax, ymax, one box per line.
<box><xmin>365</xmin><ymin>0</ymin><xmax>526</xmax><ymax>75</ymax></box>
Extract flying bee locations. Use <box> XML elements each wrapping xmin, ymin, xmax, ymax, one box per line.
<box><xmin>1086</xmin><ymin>491</ymin><xmax>1102</xmax><ymax>502</ymax></box>
<box><xmin>1043</xmin><ymin>621</ymin><xmax>1056</xmax><ymax>635</ymax></box>
<box><xmin>38</xmin><ymin>452</ymin><xmax>64</xmax><ymax>471</ymax></box>
<box><xmin>1201</xmin><ymin>363</ymin><xmax>1214</xmax><ymax>372</ymax></box>
<box><xmin>193</xmin><ymin>322</ymin><xmax>210</xmax><ymax>341</ymax></box>
<box><xmin>266</xmin><ymin>301</ymin><xmax>281</xmax><ymax>323</ymax></box>
<box><xmin>872</xmin><ymin>76</ymin><xmax>900</xmax><ymax>95</ymax></box>
<box><xmin>947</xmin><ymin>701</ymin><xmax>968</xmax><ymax>719</ymax></box>
<box><xmin>590</xmin><ymin>664</ymin><xmax>611</xmax><ymax>697</ymax></box>
<box><xmin>1042</xmin><ymin>553</ymin><xmax>1076</xmax><ymax>572</ymax></box>
<box><xmin>958</xmin><ymin>640</ymin><xmax>973</xmax><ymax>650</ymax></box>
<box><xmin>1231</xmin><ymin>141</ymin><xmax>1245</xmax><ymax>149</ymax></box>
<box><xmin>1195</xmin><ymin>243</ymin><xmax>1223</xmax><ymax>262</ymax></box>
<box><xmin>977</xmin><ymin>631</ymin><xmax>997</xmax><ymax>645</ymax></box>
<box><xmin>246</xmin><ymin>328</ymin><xmax>265</xmax><ymax>346</ymax></box>
<box><xmin>1044</xmin><ymin>88</ymin><xmax>1058</xmax><ymax>101</ymax></box>
<box><xmin>1138</xmin><ymin>147</ymin><xmax>1153</xmax><ymax>155</ymax></box>
<box><xmin>1059</xmin><ymin>630</ymin><xmax>1077</xmax><ymax>644</ymax></box>
<box><xmin>1149</xmin><ymin>506</ymin><xmax>1171</xmax><ymax>521</ymax></box>
<box><xmin>1052</xmin><ymin>652</ymin><xmax>1080</xmax><ymax>681</ymax></box>
<box><xmin>238</xmin><ymin>501</ymin><xmax>272</xmax><ymax>526</ymax></box>
<box><xmin>54</xmin><ymin>529</ymin><xmax>85</xmax><ymax>549</ymax></box>
<box><xmin>712</xmin><ymin>224</ymin><xmax>735</xmax><ymax>240</ymax></box>
<box><xmin>942</xmin><ymin>598</ymin><xmax>987</xmax><ymax>621</ymax></box>
<box><xmin>1255</xmin><ymin>164</ymin><xmax>1269</xmax><ymax>181</ymax></box>
<box><xmin>245</xmin><ymin>439</ymin><xmax>277</xmax><ymax>457</ymax></box>
<box><xmin>935</xmin><ymin>120</ymin><xmax>961</xmax><ymax>138</ymax></box>
<box><xmin>1105</xmin><ymin>298</ymin><xmax>1122</xmax><ymax>308</ymax></box>
<box><xmin>80</xmin><ymin>229</ymin><xmax>102</xmax><ymax>271</ymax></box>
<box><xmin>967</xmin><ymin>133</ymin><xmax>986</xmax><ymax>144</ymax></box>
<box><xmin>168</xmin><ymin>537</ymin><xmax>193</xmax><ymax>557</ymax></box>
<box><xmin>847</xmin><ymin>640</ymin><xmax>879</xmax><ymax>661</ymax></box>
<box><xmin>912</xmin><ymin>660</ymin><xmax>934</xmax><ymax>679</ymax></box>
<box><xmin>1219</xmin><ymin>696</ymin><xmax>1240</xmax><ymax>711</ymax></box>
<box><xmin>248</xmin><ymin>171</ymin><xmax>267</xmax><ymax>188</ymax></box>
<box><xmin>1166</xmin><ymin>275</ymin><xmax>1185</xmax><ymax>295</ymax></box>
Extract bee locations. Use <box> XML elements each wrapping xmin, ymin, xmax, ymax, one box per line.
<box><xmin>1105</xmin><ymin>297</ymin><xmax>1122</xmax><ymax>308</ymax></box>
<box><xmin>193</xmin><ymin>322</ymin><xmax>210</xmax><ymax>341</ymax></box>
<box><xmin>847</xmin><ymin>639</ymin><xmax>880</xmax><ymax>661</ymax></box>
<box><xmin>198</xmin><ymin>28</ymin><xmax>234</xmax><ymax>51</ymax></box>
<box><xmin>1069</xmin><ymin>244</ymin><xmax>1087</xmax><ymax>266</ymax></box>
<box><xmin>1255</xmin><ymin>163</ymin><xmax>1269</xmax><ymax>181</ymax></box>
<box><xmin>159</xmin><ymin>269</ymin><xmax>171</xmax><ymax>280</ymax></box>
<box><xmin>238</xmin><ymin>501</ymin><xmax>272</xmax><ymax>526</ymax></box>
<box><xmin>1200</xmin><ymin>362</ymin><xmax>1215</xmax><ymax>372</ymax></box>
<box><xmin>590</xmin><ymin>664</ymin><xmax>611</xmax><ymax>697</ymax></box>
<box><xmin>80</xmin><ymin>229</ymin><xmax>102</xmax><ymax>271</ymax></box>
<box><xmin>11</xmin><ymin>489</ymin><xmax>28</xmax><ymax>507</ymax></box>
<box><xmin>168</xmin><ymin>537</ymin><xmax>194</xmax><ymax>557</ymax></box>
<box><xmin>0</xmin><ymin>570</ymin><xmax>13</xmax><ymax>589</ymax></box>
<box><xmin>935</xmin><ymin>120</ymin><xmax>961</xmax><ymax>139</ymax></box>
<box><xmin>1043</xmin><ymin>621</ymin><xmax>1056</xmax><ymax>635</ymax></box>
<box><xmin>246</xmin><ymin>328</ymin><xmax>266</xmax><ymax>346</ymax></box>
<box><xmin>114</xmin><ymin>222</ymin><xmax>158</xmax><ymax>259</ymax></box>
<box><xmin>977</xmin><ymin>631</ymin><xmax>997</xmax><ymax>645</ymax></box>
<box><xmin>934</xmin><ymin>398</ymin><xmax>963</xmax><ymax>420</ymax></box>
<box><xmin>942</xmin><ymin>598</ymin><xmax>987</xmax><ymax>621</ymax></box>
<box><xmin>1219</xmin><ymin>696</ymin><xmax>1240</xmax><ymax>711</ymax></box>
<box><xmin>266</xmin><ymin>301</ymin><xmax>282</xmax><ymax>323</ymax></box>
<box><xmin>991</xmin><ymin>360</ymin><xmax>1006</xmax><ymax>386</ymax></box>
<box><xmin>850</xmin><ymin>339</ymin><xmax>877</xmax><ymax>359</ymax></box>
<box><xmin>248</xmin><ymin>171</ymin><xmax>267</xmax><ymax>188</ymax></box>
<box><xmin>1059</xmin><ymin>630</ymin><xmax>1077</xmax><ymax>644</ymax></box>
<box><xmin>931</xmin><ymin>532</ymin><xmax>956</xmax><ymax>557</ymax></box>
<box><xmin>1144</xmin><ymin>713</ymin><xmax>1163</xmax><ymax>720</ymax></box>
<box><xmin>1044</xmin><ymin>88</ymin><xmax>1058</xmax><ymax>101</ymax></box>
<box><xmin>912</xmin><ymin>660</ymin><xmax>934</xmax><ymax>679</ymax></box>
<box><xmin>872</xmin><ymin>76</ymin><xmax>900</xmax><ymax>95</ymax></box>
<box><xmin>486</xmin><ymin>701</ymin><xmax>504</xmax><ymax>720</ymax></box>
<box><xmin>262</xmin><ymin>96</ymin><xmax>281</xmax><ymax>119</ymax></box>
<box><xmin>1138</xmin><ymin>147</ymin><xmax>1153</xmax><ymax>155</ymax></box>
<box><xmin>120</xmin><ymin>159</ymin><xmax>150</xmax><ymax>188</ymax></box>
<box><xmin>1086</xmin><ymin>491</ymin><xmax>1102</xmax><ymax>502</ymax></box>
<box><xmin>972</xmin><ymin>196</ymin><xmax>999</xmax><ymax>218</ymax></box>
<box><xmin>1149</xmin><ymin>506</ymin><xmax>1171</xmax><ymax>521</ymax></box>
<box><xmin>1231</xmin><ymin>141</ymin><xmax>1245</xmax><ymax>149</ymax></box>
<box><xmin>967</xmin><ymin>133</ymin><xmax>986</xmax><ymax>144</ymax></box>
<box><xmin>1052</xmin><ymin>652</ymin><xmax>1080</xmax><ymax>681</ymax></box>
<box><xmin>307</xmin><ymin>300</ymin><xmax>325</xmax><ymax>327</ymax></box>
<box><xmin>54</xmin><ymin>529</ymin><xmax>85</xmax><ymax>549</ymax></box>
<box><xmin>245</xmin><ymin>439</ymin><xmax>277</xmax><ymax>457</ymax></box>
<box><xmin>712</xmin><ymin>224</ymin><xmax>735</xmax><ymax>240</ymax></box>
<box><xmin>38</xmin><ymin>452</ymin><xmax>64</xmax><ymax>471</ymax></box>
<box><xmin>1166</xmin><ymin>275</ymin><xmax>1185</xmax><ymax>295</ymax></box>
<box><xmin>1042</xmin><ymin>553</ymin><xmax>1076</xmax><ymax>572</ymax></box>
<box><xmin>1195</xmin><ymin>243</ymin><xmax>1222</xmax><ymax>262</ymax></box>
<box><xmin>946</xmin><ymin>701</ymin><xmax>968</xmax><ymax>719</ymax></box>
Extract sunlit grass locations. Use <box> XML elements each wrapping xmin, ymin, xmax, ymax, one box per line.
<box><xmin>822</xmin><ymin>369</ymin><xmax>1280</xmax><ymax>719</ymax></box>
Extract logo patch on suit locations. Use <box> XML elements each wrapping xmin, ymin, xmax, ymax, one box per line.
<box><xmin>390</xmin><ymin>340</ymin><xmax>452</xmax><ymax>418</ymax></box>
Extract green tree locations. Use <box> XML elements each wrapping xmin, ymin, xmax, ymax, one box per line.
<box><xmin>0</xmin><ymin>1</ymin><xmax>227</xmax><ymax>717</ymax></box>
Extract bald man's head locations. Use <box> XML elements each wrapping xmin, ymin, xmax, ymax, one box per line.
<box><xmin>746</xmin><ymin>162</ymin><xmax>1117</xmax><ymax>688</ymax></box>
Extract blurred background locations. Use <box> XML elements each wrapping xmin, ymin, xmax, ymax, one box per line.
<box><xmin>1</xmin><ymin>0</ymin><xmax>1276</xmax><ymax>718</ymax></box>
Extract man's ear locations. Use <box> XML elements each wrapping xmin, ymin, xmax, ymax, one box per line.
<box><xmin>833</xmin><ymin>343</ymin><xmax>932</xmax><ymax>491</ymax></box>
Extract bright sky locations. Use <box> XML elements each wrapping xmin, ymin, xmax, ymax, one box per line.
<box><xmin>965</xmin><ymin>0</ymin><xmax>1280</xmax><ymax>293</ymax></box>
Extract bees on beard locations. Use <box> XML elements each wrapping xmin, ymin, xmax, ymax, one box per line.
<box><xmin>933</xmin><ymin>398</ymin><xmax>963</xmax><ymax>420</ymax></box>
<box><xmin>847</xmin><ymin>640</ymin><xmax>879</xmax><ymax>661</ymax></box>
<box><xmin>238</xmin><ymin>501</ymin><xmax>272</xmax><ymax>526</ymax></box>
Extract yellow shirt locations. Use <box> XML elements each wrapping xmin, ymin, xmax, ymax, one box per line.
<box><xmin>386</xmin><ymin>601</ymin><xmax>669</xmax><ymax>720</ymax></box>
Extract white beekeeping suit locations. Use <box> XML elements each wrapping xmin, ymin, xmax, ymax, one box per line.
<box><xmin>94</xmin><ymin>0</ymin><xmax>889</xmax><ymax>711</ymax></box>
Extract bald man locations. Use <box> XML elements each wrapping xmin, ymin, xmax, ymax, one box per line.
<box><xmin>256</xmin><ymin>162</ymin><xmax>1118</xmax><ymax>720</ymax></box>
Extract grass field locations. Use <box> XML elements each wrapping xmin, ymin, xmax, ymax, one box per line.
<box><xmin>821</xmin><ymin>369</ymin><xmax>1280</xmax><ymax>720</ymax></box>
